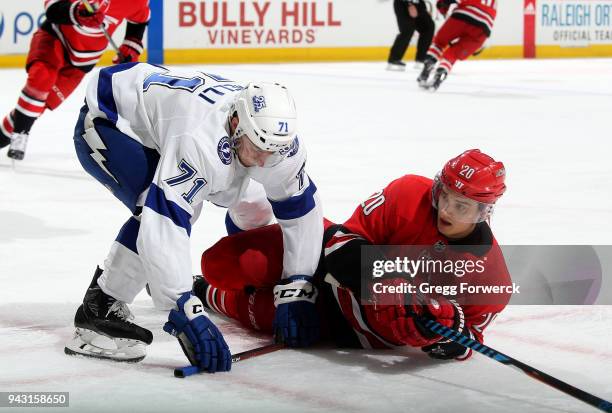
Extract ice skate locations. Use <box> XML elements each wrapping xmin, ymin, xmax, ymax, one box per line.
<box><xmin>64</xmin><ymin>267</ymin><xmax>153</xmax><ymax>362</ymax></box>
<box><xmin>387</xmin><ymin>60</ymin><xmax>407</xmax><ymax>71</ymax></box>
<box><xmin>417</xmin><ymin>58</ymin><xmax>436</xmax><ymax>88</ymax></box>
<box><xmin>7</xmin><ymin>132</ymin><xmax>29</xmax><ymax>161</ymax></box>
<box><xmin>426</xmin><ymin>67</ymin><xmax>449</xmax><ymax>91</ymax></box>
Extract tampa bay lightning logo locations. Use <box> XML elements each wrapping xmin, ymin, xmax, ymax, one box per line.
<box><xmin>252</xmin><ymin>95</ymin><xmax>266</xmax><ymax>113</ymax></box>
<box><xmin>279</xmin><ymin>136</ymin><xmax>300</xmax><ymax>157</ymax></box>
<box><xmin>217</xmin><ymin>136</ymin><xmax>232</xmax><ymax>165</ymax></box>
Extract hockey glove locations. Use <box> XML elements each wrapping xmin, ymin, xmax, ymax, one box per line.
<box><xmin>401</xmin><ymin>294</ymin><xmax>466</xmax><ymax>347</ymax></box>
<box><xmin>112</xmin><ymin>37</ymin><xmax>144</xmax><ymax>64</ymax></box>
<box><xmin>163</xmin><ymin>292</ymin><xmax>231</xmax><ymax>373</ymax></box>
<box><xmin>70</xmin><ymin>0</ymin><xmax>109</xmax><ymax>28</ymax></box>
<box><xmin>272</xmin><ymin>275</ymin><xmax>320</xmax><ymax>347</ymax></box>
<box><xmin>436</xmin><ymin>0</ymin><xmax>453</xmax><ymax>17</ymax></box>
<box><xmin>422</xmin><ymin>334</ymin><xmax>473</xmax><ymax>360</ymax></box>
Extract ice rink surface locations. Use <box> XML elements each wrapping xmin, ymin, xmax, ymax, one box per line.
<box><xmin>1</xmin><ymin>58</ymin><xmax>611</xmax><ymax>412</ymax></box>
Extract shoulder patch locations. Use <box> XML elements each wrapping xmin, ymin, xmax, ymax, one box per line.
<box><xmin>217</xmin><ymin>136</ymin><xmax>232</xmax><ymax>165</ymax></box>
<box><xmin>280</xmin><ymin>136</ymin><xmax>300</xmax><ymax>158</ymax></box>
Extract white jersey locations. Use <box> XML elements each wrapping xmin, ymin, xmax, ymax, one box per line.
<box><xmin>84</xmin><ymin>63</ymin><xmax>323</xmax><ymax>309</ymax></box>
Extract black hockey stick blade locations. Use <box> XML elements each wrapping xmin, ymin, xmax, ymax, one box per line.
<box><xmin>421</xmin><ymin>317</ymin><xmax>612</xmax><ymax>413</ymax></box>
<box><xmin>174</xmin><ymin>343</ymin><xmax>285</xmax><ymax>378</ymax></box>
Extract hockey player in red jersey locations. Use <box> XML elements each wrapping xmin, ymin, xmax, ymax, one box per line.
<box><xmin>417</xmin><ymin>0</ymin><xmax>497</xmax><ymax>91</ymax></box>
<box><xmin>193</xmin><ymin>149</ymin><xmax>511</xmax><ymax>359</ymax></box>
<box><xmin>0</xmin><ymin>0</ymin><xmax>149</xmax><ymax>161</ymax></box>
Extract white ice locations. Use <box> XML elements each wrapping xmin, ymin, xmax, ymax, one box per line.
<box><xmin>1</xmin><ymin>59</ymin><xmax>611</xmax><ymax>413</ymax></box>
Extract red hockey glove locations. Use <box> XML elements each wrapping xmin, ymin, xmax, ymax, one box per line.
<box><xmin>70</xmin><ymin>0</ymin><xmax>109</xmax><ymax>28</ymax></box>
<box><xmin>113</xmin><ymin>38</ymin><xmax>144</xmax><ymax>64</ymax></box>
<box><xmin>404</xmin><ymin>294</ymin><xmax>465</xmax><ymax>347</ymax></box>
<box><xmin>363</xmin><ymin>280</ymin><xmax>462</xmax><ymax>347</ymax></box>
<box><xmin>436</xmin><ymin>0</ymin><xmax>451</xmax><ymax>17</ymax></box>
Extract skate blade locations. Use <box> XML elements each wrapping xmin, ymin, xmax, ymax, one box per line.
<box><xmin>386</xmin><ymin>64</ymin><xmax>406</xmax><ymax>72</ymax></box>
<box><xmin>64</xmin><ymin>328</ymin><xmax>147</xmax><ymax>363</ymax></box>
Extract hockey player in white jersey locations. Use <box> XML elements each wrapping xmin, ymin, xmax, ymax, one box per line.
<box><xmin>64</xmin><ymin>62</ymin><xmax>323</xmax><ymax>372</ymax></box>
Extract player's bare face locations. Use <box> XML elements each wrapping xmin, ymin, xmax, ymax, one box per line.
<box><xmin>235</xmin><ymin>136</ymin><xmax>275</xmax><ymax>167</ymax></box>
<box><xmin>437</xmin><ymin>186</ymin><xmax>478</xmax><ymax>239</ymax></box>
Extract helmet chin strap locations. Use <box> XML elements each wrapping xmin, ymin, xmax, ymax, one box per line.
<box><xmin>227</xmin><ymin>114</ymin><xmax>243</xmax><ymax>150</ymax></box>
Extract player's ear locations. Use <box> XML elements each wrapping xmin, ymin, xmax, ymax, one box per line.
<box><xmin>229</xmin><ymin>112</ymin><xmax>239</xmax><ymax>132</ymax></box>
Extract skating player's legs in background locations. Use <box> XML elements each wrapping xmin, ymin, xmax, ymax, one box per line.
<box><xmin>418</xmin><ymin>18</ymin><xmax>487</xmax><ymax>90</ymax></box>
<box><xmin>1</xmin><ymin>30</ymin><xmax>65</xmax><ymax>159</ymax></box>
<box><xmin>431</xmin><ymin>18</ymin><xmax>488</xmax><ymax>73</ymax></box>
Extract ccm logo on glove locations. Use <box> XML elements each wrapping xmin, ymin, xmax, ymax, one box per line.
<box><xmin>273</xmin><ymin>278</ymin><xmax>318</xmax><ymax>306</ymax></box>
<box><xmin>183</xmin><ymin>295</ymin><xmax>207</xmax><ymax>320</ymax></box>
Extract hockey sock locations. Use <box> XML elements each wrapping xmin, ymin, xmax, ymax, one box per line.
<box><xmin>194</xmin><ymin>276</ymin><xmax>239</xmax><ymax>319</ymax></box>
<box><xmin>438</xmin><ymin>58</ymin><xmax>453</xmax><ymax>73</ymax></box>
<box><xmin>12</xmin><ymin>109</ymin><xmax>37</xmax><ymax>135</ymax></box>
<box><xmin>193</xmin><ymin>276</ymin><xmax>275</xmax><ymax>333</ymax></box>
<box><xmin>15</xmin><ymin>85</ymin><xmax>48</xmax><ymax>130</ymax></box>
<box><xmin>0</xmin><ymin>111</ymin><xmax>14</xmax><ymax>148</ymax></box>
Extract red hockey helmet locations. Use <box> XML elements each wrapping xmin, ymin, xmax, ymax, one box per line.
<box><xmin>432</xmin><ymin>149</ymin><xmax>506</xmax><ymax>223</ymax></box>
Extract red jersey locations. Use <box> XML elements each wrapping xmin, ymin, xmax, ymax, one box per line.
<box><xmin>452</xmin><ymin>0</ymin><xmax>497</xmax><ymax>36</ymax></box>
<box><xmin>326</xmin><ymin>175</ymin><xmax>511</xmax><ymax>356</ymax></box>
<box><xmin>44</xmin><ymin>0</ymin><xmax>149</xmax><ymax>67</ymax></box>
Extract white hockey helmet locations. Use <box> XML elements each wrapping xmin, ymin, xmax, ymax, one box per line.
<box><xmin>231</xmin><ymin>82</ymin><xmax>297</xmax><ymax>153</ymax></box>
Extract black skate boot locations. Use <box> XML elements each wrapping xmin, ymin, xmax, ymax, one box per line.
<box><xmin>427</xmin><ymin>67</ymin><xmax>449</xmax><ymax>91</ymax></box>
<box><xmin>64</xmin><ymin>267</ymin><xmax>153</xmax><ymax>362</ymax></box>
<box><xmin>0</xmin><ymin>132</ymin><xmax>10</xmax><ymax>149</ymax></box>
<box><xmin>417</xmin><ymin>57</ymin><xmax>437</xmax><ymax>88</ymax></box>
<box><xmin>387</xmin><ymin>60</ymin><xmax>407</xmax><ymax>72</ymax></box>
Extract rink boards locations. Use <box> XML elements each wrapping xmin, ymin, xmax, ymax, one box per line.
<box><xmin>0</xmin><ymin>0</ymin><xmax>612</xmax><ymax>66</ymax></box>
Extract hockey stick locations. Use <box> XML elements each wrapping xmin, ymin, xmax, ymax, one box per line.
<box><xmin>420</xmin><ymin>316</ymin><xmax>612</xmax><ymax>413</ymax></box>
<box><xmin>79</xmin><ymin>0</ymin><xmax>120</xmax><ymax>54</ymax></box>
<box><xmin>323</xmin><ymin>273</ymin><xmax>611</xmax><ymax>411</ymax></box>
<box><xmin>174</xmin><ymin>343</ymin><xmax>285</xmax><ymax>378</ymax></box>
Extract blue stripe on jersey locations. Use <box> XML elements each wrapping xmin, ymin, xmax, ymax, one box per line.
<box><xmin>269</xmin><ymin>179</ymin><xmax>318</xmax><ymax>221</ymax></box>
<box><xmin>97</xmin><ymin>63</ymin><xmax>139</xmax><ymax>123</ymax></box>
<box><xmin>145</xmin><ymin>184</ymin><xmax>192</xmax><ymax>236</ymax></box>
<box><xmin>116</xmin><ymin>216</ymin><xmax>140</xmax><ymax>254</ymax></box>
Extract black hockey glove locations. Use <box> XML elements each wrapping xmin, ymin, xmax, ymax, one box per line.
<box><xmin>436</xmin><ymin>0</ymin><xmax>454</xmax><ymax>17</ymax></box>
<box><xmin>421</xmin><ymin>334</ymin><xmax>472</xmax><ymax>360</ymax></box>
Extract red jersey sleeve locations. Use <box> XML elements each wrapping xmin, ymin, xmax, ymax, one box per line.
<box><xmin>125</xmin><ymin>0</ymin><xmax>150</xmax><ymax>24</ymax></box>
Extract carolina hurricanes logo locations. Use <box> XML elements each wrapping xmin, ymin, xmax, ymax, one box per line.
<box><xmin>455</xmin><ymin>180</ymin><xmax>464</xmax><ymax>189</ymax></box>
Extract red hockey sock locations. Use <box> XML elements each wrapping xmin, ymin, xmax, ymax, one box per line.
<box><xmin>0</xmin><ymin>111</ymin><xmax>15</xmax><ymax>141</ymax></box>
<box><xmin>15</xmin><ymin>85</ymin><xmax>48</xmax><ymax>122</ymax></box>
<box><xmin>200</xmin><ymin>282</ymin><xmax>275</xmax><ymax>334</ymax></box>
